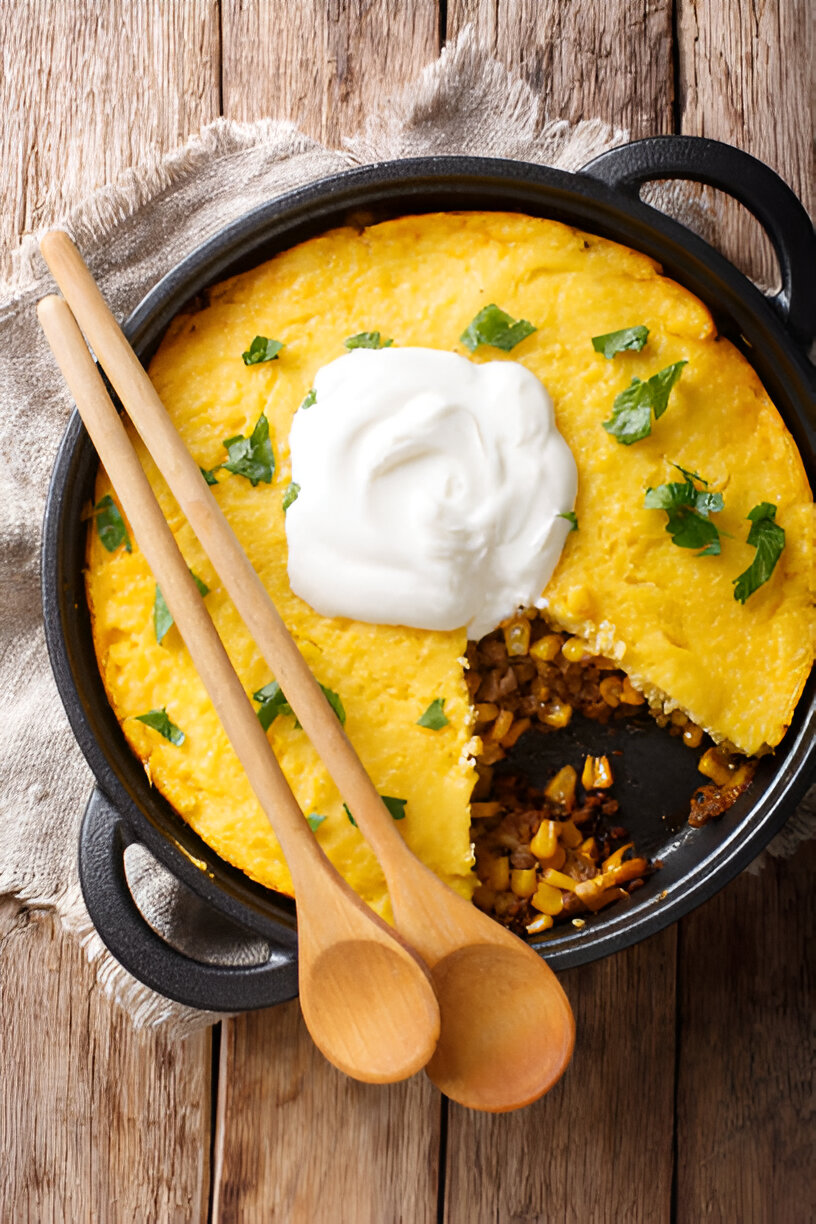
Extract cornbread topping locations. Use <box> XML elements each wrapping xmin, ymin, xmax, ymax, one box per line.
<box><xmin>285</xmin><ymin>346</ymin><xmax>578</xmax><ymax>639</ymax></box>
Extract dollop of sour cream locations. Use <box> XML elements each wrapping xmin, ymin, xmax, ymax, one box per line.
<box><xmin>285</xmin><ymin>347</ymin><xmax>577</xmax><ymax>640</ymax></box>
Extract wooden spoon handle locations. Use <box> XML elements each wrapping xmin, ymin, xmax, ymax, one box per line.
<box><xmin>38</xmin><ymin>293</ymin><xmax>333</xmax><ymax>885</ymax></box>
<box><xmin>40</xmin><ymin>230</ymin><xmax>406</xmax><ymax>867</ymax></box>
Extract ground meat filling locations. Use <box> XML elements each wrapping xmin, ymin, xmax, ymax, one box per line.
<box><xmin>468</xmin><ymin>612</ymin><xmax>756</xmax><ymax>937</ymax></box>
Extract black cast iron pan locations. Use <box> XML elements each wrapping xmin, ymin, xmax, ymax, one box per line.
<box><xmin>41</xmin><ymin>136</ymin><xmax>816</xmax><ymax>1011</ymax></box>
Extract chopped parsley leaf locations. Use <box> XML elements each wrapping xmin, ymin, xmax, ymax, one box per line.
<box><xmin>133</xmin><ymin>707</ymin><xmax>185</xmax><ymax>746</ymax></box>
<box><xmin>344</xmin><ymin>331</ymin><xmax>393</xmax><ymax>350</ymax></box>
<box><xmin>733</xmin><ymin>502</ymin><xmax>785</xmax><ymax>603</ymax></box>
<box><xmin>417</xmin><ymin>698</ymin><xmax>449</xmax><ymax>730</ymax></box>
<box><xmin>345</xmin><ymin>795</ymin><xmax>407</xmax><ymax>826</ymax></box>
<box><xmin>200</xmin><ymin>465</ymin><xmax>221</xmax><ymax>486</ymax></box>
<box><xmin>242</xmin><ymin>335</ymin><xmax>283</xmax><ymax>365</ymax></box>
<box><xmin>222</xmin><ymin>413</ymin><xmax>275</xmax><ymax>486</ymax></box>
<box><xmin>644</xmin><ymin>463</ymin><xmax>725</xmax><ymax>555</ymax></box>
<box><xmin>603</xmin><ymin>360</ymin><xmax>687</xmax><ymax>445</ymax></box>
<box><xmin>300</xmin><ymin>388</ymin><xmax>317</xmax><ymax>409</ymax></box>
<box><xmin>253</xmin><ymin>680</ymin><xmax>345</xmax><ymax>731</ymax></box>
<box><xmin>154</xmin><ymin>571</ymin><xmax>209</xmax><ymax>644</ymax></box>
<box><xmin>460</xmin><ymin>304</ymin><xmax>536</xmax><ymax>353</ymax></box>
<box><xmin>282</xmin><ymin>481</ymin><xmax>300</xmax><ymax>511</ymax></box>
<box><xmin>558</xmin><ymin>511</ymin><xmax>579</xmax><ymax>532</ymax></box>
<box><xmin>307</xmin><ymin>813</ymin><xmax>327</xmax><ymax>832</ymax></box>
<box><xmin>93</xmin><ymin>495</ymin><xmax>132</xmax><ymax>554</ymax></box>
<box><xmin>591</xmin><ymin>325</ymin><xmax>649</xmax><ymax>358</ymax></box>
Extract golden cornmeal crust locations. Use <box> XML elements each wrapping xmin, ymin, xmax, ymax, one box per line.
<box><xmin>86</xmin><ymin>211</ymin><xmax>815</xmax><ymax>919</ymax></box>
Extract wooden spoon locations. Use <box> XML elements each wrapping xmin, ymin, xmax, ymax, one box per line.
<box><xmin>40</xmin><ymin>231</ymin><xmax>575</xmax><ymax>1111</ymax></box>
<box><xmin>37</xmin><ymin>292</ymin><xmax>440</xmax><ymax>1086</ymax></box>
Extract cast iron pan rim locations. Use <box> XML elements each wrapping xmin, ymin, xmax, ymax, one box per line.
<box><xmin>42</xmin><ymin>145</ymin><xmax>816</xmax><ymax>973</ymax></box>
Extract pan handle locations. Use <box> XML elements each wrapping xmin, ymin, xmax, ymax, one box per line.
<box><xmin>580</xmin><ymin>135</ymin><xmax>816</xmax><ymax>349</ymax></box>
<box><xmin>78</xmin><ymin>786</ymin><xmax>298</xmax><ymax>1012</ymax></box>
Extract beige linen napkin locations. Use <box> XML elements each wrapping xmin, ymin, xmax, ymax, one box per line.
<box><xmin>1</xmin><ymin>27</ymin><xmax>812</xmax><ymax>1036</ymax></box>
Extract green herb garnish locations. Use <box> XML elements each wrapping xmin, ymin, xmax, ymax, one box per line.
<box><xmin>282</xmin><ymin>481</ymin><xmax>300</xmax><ymax>511</ymax></box>
<box><xmin>381</xmin><ymin>795</ymin><xmax>407</xmax><ymax>820</ymax></box>
<box><xmin>733</xmin><ymin>502</ymin><xmax>785</xmax><ymax>603</ymax></box>
<box><xmin>133</xmin><ymin>707</ymin><xmax>185</xmax><ymax>745</ymax></box>
<box><xmin>345</xmin><ymin>795</ymin><xmax>407</xmax><ymax>827</ymax></box>
<box><xmin>558</xmin><ymin>511</ymin><xmax>579</xmax><ymax>532</ymax></box>
<box><xmin>222</xmin><ymin>413</ymin><xmax>275</xmax><ymax>486</ymax></box>
<box><xmin>253</xmin><ymin>680</ymin><xmax>345</xmax><ymax>731</ymax></box>
<box><xmin>417</xmin><ymin>698</ymin><xmax>449</xmax><ymax>730</ymax></box>
<box><xmin>344</xmin><ymin>331</ymin><xmax>393</xmax><ymax>350</ymax></box>
<box><xmin>644</xmin><ymin>464</ymin><xmax>725</xmax><ymax>555</ymax></box>
<box><xmin>93</xmin><ymin>495</ymin><xmax>132</xmax><ymax>554</ymax></box>
<box><xmin>591</xmin><ymin>325</ymin><xmax>649</xmax><ymax>358</ymax></box>
<box><xmin>603</xmin><ymin>361</ymin><xmax>687</xmax><ymax>445</ymax></box>
<box><xmin>300</xmin><ymin>388</ymin><xmax>317</xmax><ymax>409</ymax></box>
<box><xmin>154</xmin><ymin>571</ymin><xmax>209</xmax><ymax>644</ymax></box>
<box><xmin>460</xmin><ymin>304</ymin><xmax>536</xmax><ymax>353</ymax></box>
<box><xmin>242</xmin><ymin>335</ymin><xmax>283</xmax><ymax>365</ymax></box>
<box><xmin>200</xmin><ymin>465</ymin><xmax>220</xmax><ymax>486</ymax></box>
<box><xmin>307</xmin><ymin>813</ymin><xmax>327</xmax><ymax>832</ymax></box>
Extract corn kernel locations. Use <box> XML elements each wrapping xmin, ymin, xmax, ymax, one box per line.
<box><xmin>472</xmin><ymin>884</ymin><xmax>497</xmax><ymax>912</ymax></box>
<box><xmin>562</xmin><ymin>636</ymin><xmax>591</xmax><ymax>663</ymax></box>
<box><xmin>602</xmin><ymin>843</ymin><xmax>634</xmax><ymax>871</ymax></box>
<box><xmin>620</xmin><ymin>677</ymin><xmax>646</xmax><ymax>705</ymax></box>
<box><xmin>530</xmin><ymin>819</ymin><xmax>558</xmax><ymax>860</ymax></box>
<box><xmin>581</xmin><ymin>754</ymin><xmax>614</xmax><ymax>790</ymax></box>
<box><xmin>683</xmin><ymin>723</ymin><xmax>704</xmax><ymax>749</ymax></box>
<box><xmin>579</xmin><ymin>836</ymin><xmax>599</xmax><ymax>861</ymax></box>
<box><xmin>559</xmin><ymin>819</ymin><xmax>583</xmax><ymax>848</ymax></box>
<box><xmin>670</xmin><ymin>709</ymin><xmax>688</xmax><ymax>727</ymax></box>
<box><xmin>530</xmin><ymin>634</ymin><xmax>563</xmax><ymax>663</ymax></box>
<box><xmin>607</xmin><ymin>857</ymin><xmax>649</xmax><ymax>885</ymax></box>
<box><xmin>542</xmin><ymin>868</ymin><xmax>578</xmax><ymax>892</ymax></box>
<box><xmin>531</xmin><ymin>881</ymin><xmax>564</xmax><ymax>915</ymax></box>
<box><xmin>470</xmin><ymin>801</ymin><xmax>503</xmax><ymax>819</ymax></box>
<box><xmin>583</xmin><ymin>885</ymin><xmax>628</xmax><ymax>912</ymax></box>
<box><xmin>544</xmin><ymin>764</ymin><xmax>577</xmax><ymax>809</ymax></box>
<box><xmin>478</xmin><ymin>742</ymin><xmax>506</xmax><ymax>765</ymax></box>
<box><xmin>475</xmin><ymin>702</ymin><xmax>499</xmax><ymax>723</ymax></box>
<box><xmin>486</xmin><ymin>856</ymin><xmax>510</xmax><ymax>891</ymax></box>
<box><xmin>698</xmin><ymin>747</ymin><xmax>734</xmax><ymax>788</ymax></box>
<box><xmin>575</xmin><ymin>876</ymin><xmax>605</xmax><ymax>903</ymax></box>
<box><xmin>489</xmin><ymin>709</ymin><xmax>514</xmax><ymax>741</ymax></box>
<box><xmin>503</xmin><ymin>618</ymin><xmax>531</xmax><ymax>657</ymax></box>
<box><xmin>511</xmin><ymin>867</ymin><xmax>538</xmax><ymax>898</ymax></box>
<box><xmin>599</xmin><ymin>676</ymin><xmax>623</xmax><ymax>707</ymax></box>
<box><xmin>543</xmin><ymin>702</ymin><xmax>573</xmax><ymax>728</ymax></box>
<box><xmin>502</xmin><ymin>716</ymin><xmax>531</xmax><ymax>748</ymax></box>
<box><xmin>526</xmin><ymin>913</ymin><xmax>554</xmax><ymax>934</ymax></box>
<box><xmin>538</xmin><ymin>844</ymin><xmax>567</xmax><ymax>871</ymax></box>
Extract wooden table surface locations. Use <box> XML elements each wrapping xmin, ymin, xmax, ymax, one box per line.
<box><xmin>1</xmin><ymin>2</ymin><xmax>813</xmax><ymax>1221</ymax></box>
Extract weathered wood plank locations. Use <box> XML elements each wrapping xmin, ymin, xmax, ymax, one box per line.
<box><xmin>221</xmin><ymin>0</ymin><xmax>441</xmax><ymax>145</ymax></box>
<box><xmin>676</xmin><ymin>0</ymin><xmax>814</xmax><ymax>285</ymax></box>
<box><xmin>0</xmin><ymin>898</ymin><xmax>212</xmax><ymax>1223</ymax></box>
<box><xmin>444</xmin><ymin>930</ymin><xmax>677</xmax><ymax>1224</ymax></box>
<box><xmin>675</xmin><ymin>840</ymin><xmax>816</xmax><ymax>1223</ymax></box>
<box><xmin>0</xmin><ymin>0</ymin><xmax>221</xmax><ymax>278</ymax></box>
<box><xmin>212</xmin><ymin>1001</ymin><xmax>441</xmax><ymax>1223</ymax></box>
<box><xmin>447</xmin><ymin>0</ymin><xmax>675</xmax><ymax>138</ymax></box>
<box><xmin>0</xmin><ymin>3</ymin><xmax>219</xmax><ymax>1218</ymax></box>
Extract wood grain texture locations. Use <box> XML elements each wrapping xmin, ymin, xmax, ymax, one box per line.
<box><xmin>221</xmin><ymin>0</ymin><xmax>441</xmax><ymax>145</ymax></box>
<box><xmin>0</xmin><ymin>898</ymin><xmax>212</xmax><ymax>1223</ymax></box>
<box><xmin>444</xmin><ymin>930</ymin><xmax>677</xmax><ymax>1224</ymax></box>
<box><xmin>675</xmin><ymin>841</ymin><xmax>816</xmax><ymax>1223</ymax></box>
<box><xmin>212</xmin><ymin>1001</ymin><xmax>441</xmax><ymax>1223</ymax></box>
<box><xmin>0</xmin><ymin>0</ymin><xmax>220</xmax><ymax>277</ymax></box>
<box><xmin>677</xmin><ymin>0</ymin><xmax>815</xmax><ymax>285</ymax></box>
<box><xmin>447</xmin><ymin>0</ymin><xmax>675</xmax><ymax>137</ymax></box>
